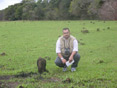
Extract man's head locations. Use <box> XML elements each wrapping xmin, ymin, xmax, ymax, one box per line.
<box><xmin>63</xmin><ymin>28</ymin><xmax>70</xmax><ymax>39</ymax></box>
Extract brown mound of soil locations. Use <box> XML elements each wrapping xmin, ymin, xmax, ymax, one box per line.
<box><xmin>0</xmin><ymin>81</ymin><xmax>19</xmax><ymax>88</ymax></box>
<box><xmin>62</xmin><ymin>78</ymin><xmax>72</xmax><ymax>83</ymax></box>
<box><xmin>0</xmin><ymin>75</ymin><xmax>13</xmax><ymax>80</ymax></box>
<box><xmin>107</xmin><ymin>27</ymin><xmax>110</xmax><ymax>29</ymax></box>
<box><xmin>80</xmin><ymin>43</ymin><xmax>85</xmax><ymax>45</ymax></box>
<box><xmin>97</xmin><ymin>28</ymin><xmax>100</xmax><ymax>31</ymax></box>
<box><xmin>14</xmin><ymin>71</ymin><xmax>37</xmax><ymax>78</ymax></box>
<box><xmin>81</xmin><ymin>30</ymin><xmax>89</xmax><ymax>33</ymax></box>
<box><xmin>0</xmin><ymin>52</ymin><xmax>6</xmax><ymax>56</ymax></box>
<box><xmin>98</xmin><ymin>60</ymin><xmax>104</xmax><ymax>63</ymax></box>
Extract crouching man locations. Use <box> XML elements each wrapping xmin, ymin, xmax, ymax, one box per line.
<box><xmin>55</xmin><ymin>28</ymin><xmax>80</xmax><ymax>72</ymax></box>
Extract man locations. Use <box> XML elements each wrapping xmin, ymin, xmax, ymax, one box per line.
<box><xmin>55</xmin><ymin>28</ymin><xmax>80</xmax><ymax>72</ymax></box>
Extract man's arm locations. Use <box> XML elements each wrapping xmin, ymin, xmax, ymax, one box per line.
<box><xmin>57</xmin><ymin>53</ymin><xmax>67</xmax><ymax>64</ymax></box>
<box><xmin>69</xmin><ymin>51</ymin><xmax>77</xmax><ymax>62</ymax></box>
<box><xmin>69</xmin><ymin>39</ymin><xmax>78</xmax><ymax>62</ymax></box>
<box><xmin>56</xmin><ymin>39</ymin><xmax>66</xmax><ymax>64</ymax></box>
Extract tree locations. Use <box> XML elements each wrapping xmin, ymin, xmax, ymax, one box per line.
<box><xmin>4</xmin><ymin>5</ymin><xmax>16</xmax><ymax>20</ymax></box>
<box><xmin>69</xmin><ymin>0</ymin><xmax>92</xmax><ymax>20</ymax></box>
<box><xmin>58</xmin><ymin>0</ymin><xmax>72</xmax><ymax>19</ymax></box>
<box><xmin>0</xmin><ymin>0</ymin><xmax>116</xmax><ymax>20</ymax></box>
<box><xmin>34</xmin><ymin>0</ymin><xmax>48</xmax><ymax>20</ymax></box>
<box><xmin>46</xmin><ymin>0</ymin><xmax>72</xmax><ymax>20</ymax></box>
<box><xmin>87</xmin><ymin>0</ymin><xmax>101</xmax><ymax>19</ymax></box>
<box><xmin>15</xmin><ymin>4</ymin><xmax>23</xmax><ymax>20</ymax></box>
<box><xmin>22</xmin><ymin>0</ymin><xmax>36</xmax><ymax>20</ymax></box>
<box><xmin>0</xmin><ymin>10</ymin><xmax>4</xmax><ymax>20</ymax></box>
<box><xmin>98</xmin><ymin>0</ymin><xmax>117</xmax><ymax>20</ymax></box>
<box><xmin>22</xmin><ymin>0</ymin><xmax>36</xmax><ymax>3</ymax></box>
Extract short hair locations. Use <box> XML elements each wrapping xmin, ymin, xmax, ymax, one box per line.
<box><xmin>63</xmin><ymin>28</ymin><xmax>70</xmax><ymax>32</ymax></box>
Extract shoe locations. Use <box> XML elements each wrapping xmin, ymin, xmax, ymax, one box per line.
<box><xmin>63</xmin><ymin>67</ymin><xmax>67</xmax><ymax>72</ymax></box>
<box><xmin>71</xmin><ymin>67</ymin><xmax>76</xmax><ymax>72</ymax></box>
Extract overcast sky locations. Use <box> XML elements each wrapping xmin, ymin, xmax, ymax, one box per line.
<box><xmin>0</xmin><ymin>0</ymin><xmax>22</xmax><ymax>10</ymax></box>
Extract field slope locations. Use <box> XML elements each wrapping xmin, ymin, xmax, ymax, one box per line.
<box><xmin>0</xmin><ymin>21</ymin><xmax>117</xmax><ymax>88</ymax></box>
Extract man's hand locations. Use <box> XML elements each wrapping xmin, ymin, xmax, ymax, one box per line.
<box><xmin>69</xmin><ymin>56</ymin><xmax>73</xmax><ymax>62</ymax></box>
<box><xmin>69</xmin><ymin>51</ymin><xmax>76</xmax><ymax>62</ymax></box>
<box><xmin>57</xmin><ymin>53</ymin><xmax>67</xmax><ymax>64</ymax></box>
<box><xmin>62</xmin><ymin>59</ymin><xmax>67</xmax><ymax>64</ymax></box>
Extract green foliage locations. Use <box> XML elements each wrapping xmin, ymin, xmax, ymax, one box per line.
<box><xmin>15</xmin><ymin>5</ymin><xmax>23</xmax><ymax>20</ymax></box>
<box><xmin>22</xmin><ymin>0</ymin><xmax>36</xmax><ymax>4</ymax></box>
<box><xmin>0</xmin><ymin>0</ymin><xmax>107</xmax><ymax>20</ymax></box>
<box><xmin>4</xmin><ymin>5</ymin><xmax>16</xmax><ymax>20</ymax></box>
<box><xmin>0</xmin><ymin>21</ymin><xmax>117</xmax><ymax>88</ymax></box>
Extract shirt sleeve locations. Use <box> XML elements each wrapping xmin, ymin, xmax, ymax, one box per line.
<box><xmin>73</xmin><ymin>39</ymin><xmax>78</xmax><ymax>52</ymax></box>
<box><xmin>56</xmin><ymin>39</ymin><xmax>61</xmax><ymax>53</ymax></box>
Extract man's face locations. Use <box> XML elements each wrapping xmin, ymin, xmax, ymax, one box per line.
<box><xmin>63</xmin><ymin>30</ymin><xmax>70</xmax><ymax>39</ymax></box>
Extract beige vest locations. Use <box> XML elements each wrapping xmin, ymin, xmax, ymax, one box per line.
<box><xmin>60</xmin><ymin>35</ymin><xmax>76</xmax><ymax>57</ymax></box>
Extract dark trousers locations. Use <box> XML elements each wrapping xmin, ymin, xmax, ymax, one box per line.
<box><xmin>55</xmin><ymin>53</ymin><xmax>80</xmax><ymax>68</ymax></box>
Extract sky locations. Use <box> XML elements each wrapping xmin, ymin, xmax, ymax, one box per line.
<box><xmin>0</xmin><ymin>0</ymin><xmax>22</xmax><ymax>10</ymax></box>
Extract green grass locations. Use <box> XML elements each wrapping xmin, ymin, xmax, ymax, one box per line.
<box><xmin>0</xmin><ymin>20</ymin><xmax>117</xmax><ymax>88</ymax></box>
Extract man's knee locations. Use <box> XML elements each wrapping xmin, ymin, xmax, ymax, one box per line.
<box><xmin>74</xmin><ymin>53</ymin><xmax>80</xmax><ymax>61</ymax></box>
<box><xmin>55</xmin><ymin>59</ymin><xmax>59</xmax><ymax>66</ymax></box>
<box><xmin>55</xmin><ymin>57</ymin><xmax>64</xmax><ymax>67</ymax></box>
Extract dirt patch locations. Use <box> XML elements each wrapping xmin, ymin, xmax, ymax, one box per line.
<box><xmin>35</xmin><ymin>76</ymin><xmax>61</xmax><ymax>83</ymax></box>
<box><xmin>62</xmin><ymin>78</ymin><xmax>72</xmax><ymax>83</ymax></box>
<box><xmin>0</xmin><ymin>81</ymin><xmax>19</xmax><ymax>88</ymax></box>
<box><xmin>0</xmin><ymin>75</ymin><xmax>13</xmax><ymax>80</ymax></box>
<box><xmin>0</xmin><ymin>52</ymin><xmax>6</xmax><ymax>56</ymax></box>
<box><xmin>80</xmin><ymin>42</ymin><xmax>85</xmax><ymax>45</ymax></box>
<box><xmin>14</xmin><ymin>71</ymin><xmax>37</xmax><ymax>78</ymax></box>
<box><xmin>81</xmin><ymin>30</ymin><xmax>89</xmax><ymax>33</ymax></box>
<box><xmin>98</xmin><ymin>60</ymin><xmax>104</xmax><ymax>64</ymax></box>
<box><xmin>97</xmin><ymin>28</ymin><xmax>100</xmax><ymax>31</ymax></box>
<box><xmin>0</xmin><ymin>71</ymin><xmax>38</xmax><ymax>80</ymax></box>
<box><xmin>107</xmin><ymin>27</ymin><xmax>110</xmax><ymax>29</ymax></box>
<box><xmin>0</xmin><ymin>72</ymin><xmax>38</xmax><ymax>88</ymax></box>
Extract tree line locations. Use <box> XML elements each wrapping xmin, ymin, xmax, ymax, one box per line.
<box><xmin>0</xmin><ymin>0</ymin><xmax>116</xmax><ymax>21</ymax></box>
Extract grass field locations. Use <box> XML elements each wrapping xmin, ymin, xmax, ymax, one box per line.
<box><xmin>0</xmin><ymin>20</ymin><xmax>117</xmax><ymax>88</ymax></box>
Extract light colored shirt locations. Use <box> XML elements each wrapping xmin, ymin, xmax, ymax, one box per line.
<box><xmin>56</xmin><ymin>38</ymin><xmax>78</xmax><ymax>53</ymax></box>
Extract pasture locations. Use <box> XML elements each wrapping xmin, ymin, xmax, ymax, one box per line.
<box><xmin>0</xmin><ymin>20</ymin><xmax>117</xmax><ymax>88</ymax></box>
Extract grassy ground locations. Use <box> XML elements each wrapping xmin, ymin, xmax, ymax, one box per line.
<box><xmin>0</xmin><ymin>20</ymin><xmax>117</xmax><ymax>88</ymax></box>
